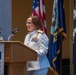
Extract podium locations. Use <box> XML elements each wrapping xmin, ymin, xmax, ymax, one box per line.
<box><xmin>0</xmin><ymin>41</ymin><xmax>37</xmax><ymax>75</ymax></box>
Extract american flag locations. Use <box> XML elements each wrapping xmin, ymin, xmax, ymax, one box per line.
<box><xmin>32</xmin><ymin>0</ymin><xmax>47</xmax><ymax>34</ymax></box>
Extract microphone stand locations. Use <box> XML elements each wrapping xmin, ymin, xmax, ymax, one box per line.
<box><xmin>8</xmin><ymin>34</ymin><xmax>14</xmax><ymax>41</ymax></box>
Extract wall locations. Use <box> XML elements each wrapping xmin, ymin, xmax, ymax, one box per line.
<box><xmin>0</xmin><ymin>0</ymin><xmax>12</xmax><ymax>40</ymax></box>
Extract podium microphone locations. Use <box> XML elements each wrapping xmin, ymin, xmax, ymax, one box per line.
<box><xmin>8</xmin><ymin>28</ymin><xmax>19</xmax><ymax>41</ymax></box>
<box><xmin>11</xmin><ymin>28</ymin><xmax>19</xmax><ymax>34</ymax></box>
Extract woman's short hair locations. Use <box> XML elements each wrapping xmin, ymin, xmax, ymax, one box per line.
<box><xmin>28</xmin><ymin>16</ymin><xmax>41</xmax><ymax>29</ymax></box>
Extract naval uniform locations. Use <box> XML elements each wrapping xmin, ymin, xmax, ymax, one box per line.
<box><xmin>24</xmin><ymin>29</ymin><xmax>50</xmax><ymax>75</ymax></box>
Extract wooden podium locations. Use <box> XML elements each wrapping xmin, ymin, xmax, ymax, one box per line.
<box><xmin>0</xmin><ymin>41</ymin><xmax>37</xmax><ymax>75</ymax></box>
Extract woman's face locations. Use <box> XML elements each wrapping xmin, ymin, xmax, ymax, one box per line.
<box><xmin>26</xmin><ymin>17</ymin><xmax>36</xmax><ymax>32</ymax></box>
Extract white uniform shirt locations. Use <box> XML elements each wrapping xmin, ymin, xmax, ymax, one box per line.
<box><xmin>24</xmin><ymin>29</ymin><xmax>50</xmax><ymax>71</ymax></box>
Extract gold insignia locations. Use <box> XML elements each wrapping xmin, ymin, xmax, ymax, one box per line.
<box><xmin>38</xmin><ymin>30</ymin><xmax>44</xmax><ymax>34</ymax></box>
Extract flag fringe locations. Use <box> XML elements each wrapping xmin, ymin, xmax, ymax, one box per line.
<box><xmin>49</xmin><ymin>67</ymin><xmax>59</xmax><ymax>75</ymax></box>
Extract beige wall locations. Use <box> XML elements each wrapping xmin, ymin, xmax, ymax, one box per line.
<box><xmin>12</xmin><ymin>0</ymin><xmax>72</xmax><ymax>59</ymax></box>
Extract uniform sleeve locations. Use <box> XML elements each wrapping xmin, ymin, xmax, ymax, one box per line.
<box><xmin>36</xmin><ymin>33</ymin><xmax>49</xmax><ymax>57</ymax></box>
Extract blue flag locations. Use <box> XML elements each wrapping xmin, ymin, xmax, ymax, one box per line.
<box><xmin>48</xmin><ymin>0</ymin><xmax>67</xmax><ymax>75</ymax></box>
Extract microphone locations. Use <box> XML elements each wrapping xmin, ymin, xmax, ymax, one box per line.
<box><xmin>8</xmin><ymin>28</ymin><xmax>19</xmax><ymax>41</ymax></box>
<box><xmin>11</xmin><ymin>28</ymin><xmax>19</xmax><ymax>34</ymax></box>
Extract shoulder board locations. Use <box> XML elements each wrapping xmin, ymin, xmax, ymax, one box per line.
<box><xmin>38</xmin><ymin>30</ymin><xmax>44</xmax><ymax>34</ymax></box>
